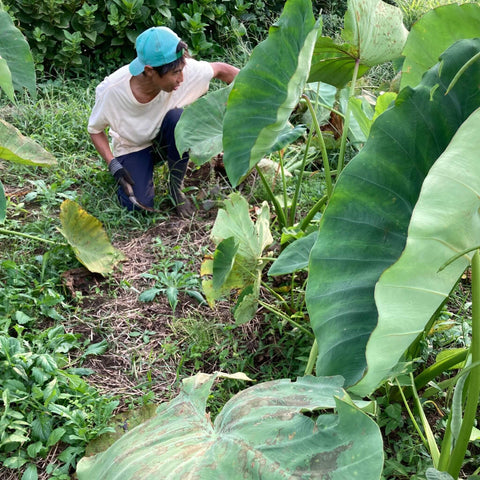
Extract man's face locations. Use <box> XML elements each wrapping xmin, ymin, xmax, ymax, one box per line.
<box><xmin>155</xmin><ymin>66</ymin><xmax>184</xmax><ymax>93</ymax></box>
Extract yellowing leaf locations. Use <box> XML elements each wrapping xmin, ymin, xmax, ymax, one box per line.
<box><xmin>58</xmin><ymin>200</ymin><xmax>125</xmax><ymax>276</ymax></box>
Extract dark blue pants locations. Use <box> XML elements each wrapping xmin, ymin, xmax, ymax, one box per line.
<box><xmin>115</xmin><ymin>108</ymin><xmax>188</xmax><ymax>210</ymax></box>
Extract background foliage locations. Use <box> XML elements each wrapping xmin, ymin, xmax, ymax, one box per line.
<box><xmin>3</xmin><ymin>0</ymin><xmax>289</xmax><ymax>75</ymax></box>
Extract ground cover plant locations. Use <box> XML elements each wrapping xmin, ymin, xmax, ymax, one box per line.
<box><xmin>1</xmin><ymin>0</ymin><xmax>480</xmax><ymax>478</ymax></box>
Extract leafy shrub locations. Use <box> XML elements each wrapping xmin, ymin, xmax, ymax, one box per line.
<box><xmin>0</xmin><ymin>326</ymin><xmax>118</xmax><ymax>478</ymax></box>
<box><xmin>3</xmin><ymin>0</ymin><xmax>283</xmax><ymax>75</ymax></box>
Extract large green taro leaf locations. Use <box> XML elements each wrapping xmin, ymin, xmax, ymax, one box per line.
<box><xmin>0</xmin><ymin>9</ymin><xmax>35</xmax><ymax>97</ymax></box>
<box><xmin>76</xmin><ymin>373</ymin><xmax>384</xmax><ymax>479</ymax></box>
<box><xmin>400</xmin><ymin>3</ymin><xmax>480</xmax><ymax>90</ymax></box>
<box><xmin>175</xmin><ymin>85</ymin><xmax>231</xmax><ymax>165</ymax></box>
<box><xmin>308</xmin><ymin>0</ymin><xmax>407</xmax><ymax>88</ymax></box>
<box><xmin>305</xmin><ymin>38</ymin><xmax>480</xmax><ymax>387</ymax></box>
<box><xmin>352</xmin><ymin>108</ymin><xmax>480</xmax><ymax>396</ymax></box>
<box><xmin>0</xmin><ymin>120</ymin><xmax>57</xmax><ymax>167</ymax></box>
<box><xmin>222</xmin><ymin>0</ymin><xmax>320</xmax><ymax>187</ymax></box>
<box><xmin>58</xmin><ymin>199</ymin><xmax>125</xmax><ymax>276</ymax></box>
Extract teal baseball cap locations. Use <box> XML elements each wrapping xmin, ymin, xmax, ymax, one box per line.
<box><xmin>129</xmin><ymin>27</ymin><xmax>183</xmax><ymax>75</ymax></box>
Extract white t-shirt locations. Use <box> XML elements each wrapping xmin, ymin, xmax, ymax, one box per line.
<box><xmin>87</xmin><ymin>58</ymin><xmax>214</xmax><ymax>157</ymax></box>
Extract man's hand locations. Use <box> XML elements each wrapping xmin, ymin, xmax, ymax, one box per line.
<box><xmin>108</xmin><ymin>158</ymin><xmax>135</xmax><ymax>186</ymax></box>
<box><xmin>108</xmin><ymin>158</ymin><xmax>138</xmax><ymax>201</ymax></box>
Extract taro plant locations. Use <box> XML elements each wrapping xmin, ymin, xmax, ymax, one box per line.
<box><xmin>200</xmin><ymin>192</ymin><xmax>315</xmax><ymax>332</ymax></box>
<box><xmin>180</xmin><ymin>3</ymin><xmax>480</xmax><ymax>476</ymax></box>
<box><xmin>269</xmin><ymin>1</ymin><xmax>480</xmax><ymax>279</ymax></box>
<box><xmin>305</xmin><ymin>34</ymin><xmax>480</xmax><ymax>478</ymax></box>
<box><xmin>200</xmin><ymin>192</ymin><xmax>275</xmax><ymax>325</ymax></box>
<box><xmin>177</xmin><ymin>0</ymin><xmax>408</xmax><ymax>339</ymax></box>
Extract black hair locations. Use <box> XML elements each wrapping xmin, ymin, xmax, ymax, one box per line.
<box><xmin>152</xmin><ymin>41</ymin><xmax>189</xmax><ymax>77</ymax></box>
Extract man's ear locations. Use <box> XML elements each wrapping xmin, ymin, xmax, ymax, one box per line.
<box><xmin>143</xmin><ymin>65</ymin><xmax>155</xmax><ymax>76</ymax></box>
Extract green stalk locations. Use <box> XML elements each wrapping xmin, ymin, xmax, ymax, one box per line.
<box><xmin>395</xmin><ymin>377</ymin><xmax>428</xmax><ymax>449</ymax></box>
<box><xmin>337</xmin><ymin>58</ymin><xmax>360</xmax><ymax>174</ymax></box>
<box><xmin>255</xmin><ymin>166</ymin><xmax>288</xmax><ymax>229</ymax></box>
<box><xmin>278</xmin><ymin>150</ymin><xmax>289</xmax><ymax>227</ymax></box>
<box><xmin>445</xmin><ymin>51</ymin><xmax>480</xmax><ymax>95</ymax></box>
<box><xmin>301</xmin><ymin>94</ymin><xmax>333</xmax><ymax>197</ymax></box>
<box><xmin>438</xmin><ymin>407</ymin><xmax>454</xmax><ymax>471</ymax></box>
<box><xmin>304</xmin><ymin>339</ymin><xmax>318</xmax><ymax>376</ymax></box>
<box><xmin>409</xmin><ymin>374</ymin><xmax>441</xmax><ymax>467</ymax></box>
<box><xmin>299</xmin><ymin>194</ymin><xmax>328</xmax><ymax>232</ymax></box>
<box><xmin>260</xmin><ymin>281</ymin><xmax>294</xmax><ymax>315</ymax></box>
<box><xmin>446</xmin><ymin>250</ymin><xmax>480</xmax><ymax>478</ymax></box>
<box><xmin>286</xmin><ymin>84</ymin><xmax>324</xmax><ymax>228</ymax></box>
<box><xmin>288</xmin><ymin>124</ymin><xmax>314</xmax><ymax>227</ymax></box>
<box><xmin>0</xmin><ymin>227</ymin><xmax>58</xmax><ymax>245</ymax></box>
<box><xmin>258</xmin><ymin>300</ymin><xmax>314</xmax><ymax>337</ymax></box>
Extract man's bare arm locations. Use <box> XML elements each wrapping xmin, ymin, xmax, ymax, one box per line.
<box><xmin>90</xmin><ymin>132</ymin><xmax>115</xmax><ymax>165</ymax></box>
<box><xmin>210</xmin><ymin>62</ymin><xmax>240</xmax><ymax>85</ymax></box>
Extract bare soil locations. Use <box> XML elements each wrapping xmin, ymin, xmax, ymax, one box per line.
<box><xmin>59</xmin><ymin>161</ymin><xmax>263</xmax><ymax>407</ymax></box>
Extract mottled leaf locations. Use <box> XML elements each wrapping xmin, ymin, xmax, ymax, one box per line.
<box><xmin>202</xmin><ymin>193</ymin><xmax>272</xmax><ymax>323</ymax></box>
<box><xmin>76</xmin><ymin>373</ymin><xmax>383</xmax><ymax>480</ymax></box>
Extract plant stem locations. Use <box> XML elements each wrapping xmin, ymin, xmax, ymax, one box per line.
<box><xmin>288</xmin><ymin>125</ymin><xmax>313</xmax><ymax>227</ymax></box>
<box><xmin>446</xmin><ymin>250</ymin><xmax>480</xmax><ymax>479</ymax></box>
<box><xmin>260</xmin><ymin>281</ymin><xmax>294</xmax><ymax>315</ymax></box>
<box><xmin>409</xmin><ymin>374</ymin><xmax>441</xmax><ymax>467</ymax></box>
<box><xmin>396</xmin><ymin>377</ymin><xmax>429</xmax><ymax>448</ymax></box>
<box><xmin>445</xmin><ymin>51</ymin><xmax>480</xmax><ymax>95</ymax></box>
<box><xmin>337</xmin><ymin>58</ymin><xmax>360</xmax><ymax>174</ymax></box>
<box><xmin>256</xmin><ymin>166</ymin><xmax>288</xmax><ymax>229</ymax></box>
<box><xmin>299</xmin><ymin>194</ymin><xmax>328</xmax><ymax>232</ymax></box>
<box><xmin>302</xmin><ymin>94</ymin><xmax>333</xmax><ymax>197</ymax></box>
<box><xmin>258</xmin><ymin>300</ymin><xmax>314</xmax><ymax>337</ymax></box>
<box><xmin>0</xmin><ymin>227</ymin><xmax>58</xmax><ymax>245</ymax></box>
<box><xmin>279</xmin><ymin>150</ymin><xmax>289</xmax><ymax>226</ymax></box>
<box><xmin>304</xmin><ymin>339</ymin><xmax>318</xmax><ymax>375</ymax></box>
